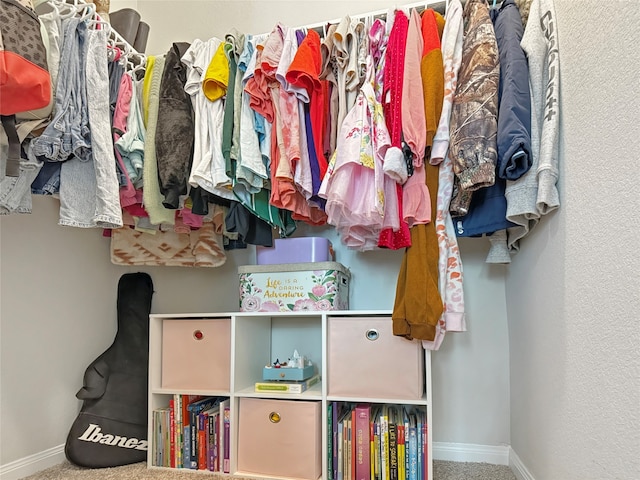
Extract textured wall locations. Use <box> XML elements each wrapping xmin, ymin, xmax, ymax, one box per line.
<box><xmin>507</xmin><ymin>1</ymin><xmax>640</xmax><ymax>478</ymax></box>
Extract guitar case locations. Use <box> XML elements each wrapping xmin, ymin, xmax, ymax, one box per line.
<box><xmin>65</xmin><ymin>272</ymin><xmax>154</xmax><ymax>468</ymax></box>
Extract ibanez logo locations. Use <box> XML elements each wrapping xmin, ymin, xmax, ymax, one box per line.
<box><xmin>77</xmin><ymin>423</ymin><xmax>148</xmax><ymax>451</ymax></box>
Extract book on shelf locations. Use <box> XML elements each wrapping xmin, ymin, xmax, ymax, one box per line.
<box><xmin>187</xmin><ymin>397</ymin><xmax>221</xmax><ymax>469</ymax></box>
<box><xmin>328</xmin><ymin>402</ymin><xmax>334</xmax><ymax>480</ymax></box>
<box><xmin>254</xmin><ymin>374</ymin><xmax>320</xmax><ymax>393</ymax></box>
<box><xmin>169</xmin><ymin>398</ymin><xmax>176</xmax><ymax>468</ymax></box>
<box><xmin>416</xmin><ymin>410</ymin><xmax>422</xmax><ymax>480</ymax></box>
<box><xmin>388</xmin><ymin>406</ymin><xmax>399</xmax><ymax>480</ymax></box>
<box><xmin>379</xmin><ymin>405</ymin><xmax>389</xmax><ymax>480</ymax></box>
<box><xmin>408</xmin><ymin>412</ymin><xmax>418</xmax><ymax>480</ymax></box>
<box><xmin>199</xmin><ymin>405</ymin><xmax>219</xmax><ymax>471</ymax></box>
<box><xmin>222</xmin><ymin>399</ymin><xmax>231</xmax><ymax>473</ymax></box>
<box><xmin>354</xmin><ymin>404</ymin><xmax>371</xmax><ymax>480</ymax></box>
<box><xmin>181</xmin><ymin>395</ymin><xmax>203</xmax><ymax>469</ymax></box>
<box><xmin>371</xmin><ymin>405</ymin><xmax>381</xmax><ymax>480</ymax></box>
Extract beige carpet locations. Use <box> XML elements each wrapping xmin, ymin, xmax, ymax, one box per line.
<box><xmin>20</xmin><ymin>460</ymin><xmax>517</xmax><ymax>480</ymax></box>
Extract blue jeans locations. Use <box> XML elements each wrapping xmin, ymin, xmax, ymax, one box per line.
<box><xmin>32</xmin><ymin>17</ymin><xmax>91</xmax><ymax>164</ymax></box>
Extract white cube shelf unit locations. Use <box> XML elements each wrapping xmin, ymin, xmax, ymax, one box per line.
<box><xmin>148</xmin><ymin>310</ymin><xmax>432</xmax><ymax>480</ymax></box>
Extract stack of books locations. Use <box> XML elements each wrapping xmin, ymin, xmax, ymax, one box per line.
<box><xmin>254</xmin><ymin>374</ymin><xmax>321</xmax><ymax>393</ymax></box>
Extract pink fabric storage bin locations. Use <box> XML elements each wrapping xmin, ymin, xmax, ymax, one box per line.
<box><xmin>238</xmin><ymin>398</ymin><xmax>322</xmax><ymax>480</ymax></box>
<box><xmin>256</xmin><ymin>237</ymin><xmax>334</xmax><ymax>264</ymax></box>
<box><xmin>161</xmin><ymin>318</ymin><xmax>231</xmax><ymax>391</ymax></box>
<box><xmin>327</xmin><ymin>316</ymin><xmax>424</xmax><ymax>400</ymax></box>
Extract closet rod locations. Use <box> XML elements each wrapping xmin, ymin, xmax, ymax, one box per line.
<box><xmin>259</xmin><ymin>0</ymin><xmax>447</xmax><ymax>36</ymax></box>
<box><xmin>47</xmin><ymin>0</ymin><xmax>145</xmax><ymax>64</ymax></box>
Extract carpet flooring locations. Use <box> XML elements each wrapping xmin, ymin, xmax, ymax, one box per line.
<box><xmin>20</xmin><ymin>460</ymin><xmax>517</xmax><ymax>480</ymax></box>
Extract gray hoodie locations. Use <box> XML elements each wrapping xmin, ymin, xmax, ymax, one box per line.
<box><xmin>505</xmin><ymin>0</ymin><xmax>561</xmax><ymax>250</ymax></box>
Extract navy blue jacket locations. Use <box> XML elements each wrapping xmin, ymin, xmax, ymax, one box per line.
<box><xmin>493</xmin><ymin>0</ymin><xmax>532</xmax><ymax>181</ymax></box>
<box><xmin>455</xmin><ymin>0</ymin><xmax>529</xmax><ymax>237</ymax></box>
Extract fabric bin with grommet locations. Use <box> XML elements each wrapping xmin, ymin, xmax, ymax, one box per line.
<box><xmin>237</xmin><ymin>397</ymin><xmax>322</xmax><ymax>480</ymax></box>
<box><xmin>161</xmin><ymin>318</ymin><xmax>231</xmax><ymax>391</ymax></box>
<box><xmin>327</xmin><ymin>316</ymin><xmax>424</xmax><ymax>399</ymax></box>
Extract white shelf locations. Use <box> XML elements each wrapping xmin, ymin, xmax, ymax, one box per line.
<box><xmin>148</xmin><ymin>310</ymin><xmax>432</xmax><ymax>480</ymax></box>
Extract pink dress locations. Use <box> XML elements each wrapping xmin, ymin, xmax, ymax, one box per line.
<box><xmin>321</xmin><ymin>71</ymin><xmax>398</xmax><ymax>251</ymax></box>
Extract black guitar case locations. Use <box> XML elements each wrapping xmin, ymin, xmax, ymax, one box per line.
<box><xmin>65</xmin><ymin>272</ymin><xmax>154</xmax><ymax>468</ymax></box>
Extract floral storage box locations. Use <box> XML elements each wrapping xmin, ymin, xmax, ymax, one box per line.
<box><xmin>238</xmin><ymin>262</ymin><xmax>350</xmax><ymax>312</ymax></box>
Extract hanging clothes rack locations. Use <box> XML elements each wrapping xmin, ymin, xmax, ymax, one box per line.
<box><xmin>47</xmin><ymin>0</ymin><xmax>146</xmax><ymax>66</ymax></box>
<box><xmin>257</xmin><ymin>0</ymin><xmax>447</xmax><ymax>37</ymax></box>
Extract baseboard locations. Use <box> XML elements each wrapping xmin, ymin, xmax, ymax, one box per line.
<box><xmin>509</xmin><ymin>447</ymin><xmax>536</xmax><ymax>480</ymax></box>
<box><xmin>433</xmin><ymin>442</ymin><xmax>510</xmax><ymax>465</ymax></box>
<box><xmin>3</xmin><ymin>442</ymin><xmax>513</xmax><ymax>478</ymax></box>
<box><xmin>0</xmin><ymin>444</ymin><xmax>65</xmax><ymax>480</ymax></box>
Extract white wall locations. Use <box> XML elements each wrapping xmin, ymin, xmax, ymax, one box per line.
<box><xmin>507</xmin><ymin>1</ymin><xmax>640</xmax><ymax>479</ymax></box>
<box><xmin>0</xmin><ymin>0</ymin><xmax>511</xmax><ymax>468</ymax></box>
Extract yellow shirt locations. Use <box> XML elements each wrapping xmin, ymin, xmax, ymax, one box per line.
<box><xmin>203</xmin><ymin>42</ymin><xmax>229</xmax><ymax>101</ymax></box>
<box><xmin>142</xmin><ymin>55</ymin><xmax>156</xmax><ymax>126</ymax></box>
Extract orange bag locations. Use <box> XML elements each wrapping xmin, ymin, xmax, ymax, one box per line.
<box><xmin>0</xmin><ymin>0</ymin><xmax>51</xmax><ymax>176</ymax></box>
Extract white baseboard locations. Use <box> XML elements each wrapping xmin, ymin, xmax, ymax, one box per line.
<box><xmin>509</xmin><ymin>447</ymin><xmax>536</xmax><ymax>480</ymax></box>
<box><xmin>433</xmin><ymin>442</ymin><xmax>510</xmax><ymax>465</ymax></box>
<box><xmin>0</xmin><ymin>444</ymin><xmax>65</xmax><ymax>480</ymax></box>
<box><xmin>3</xmin><ymin>442</ymin><xmax>515</xmax><ymax>479</ymax></box>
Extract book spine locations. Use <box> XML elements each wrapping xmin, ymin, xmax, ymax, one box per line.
<box><xmin>189</xmin><ymin>408</ymin><xmax>197</xmax><ymax>469</ymax></box>
<box><xmin>404</xmin><ymin>420</ymin><xmax>409</xmax><ymax>480</ymax></box>
<box><xmin>175</xmin><ymin>395</ymin><xmax>182</xmax><ymax>468</ymax></box>
<box><xmin>388</xmin><ymin>422</ymin><xmax>398</xmax><ymax>480</ymax></box>
<box><xmin>373</xmin><ymin>421</ymin><xmax>380</xmax><ymax>480</ymax></box>
<box><xmin>214</xmin><ymin>412</ymin><xmax>220</xmax><ymax>471</ymax></box>
<box><xmin>370</xmin><ymin>419</ymin><xmax>375</xmax><ymax>480</ymax></box>
<box><xmin>350</xmin><ymin>410</ymin><xmax>355</xmax><ymax>480</ymax></box>
<box><xmin>198</xmin><ymin>412</ymin><xmax>207</xmax><ymax>470</ymax></box>
<box><xmin>408</xmin><ymin>427</ymin><xmax>417</xmax><ymax>480</ymax></box>
<box><xmin>207</xmin><ymin>413</ymin><xmax>214</xmax><ymax>471</ymax></box>
<box><xmin>169</xmin><ymin>398</ymin><xmax>176</xmax><ymax>468</ymax></box>
<box><xmin>333</xmin><ymin>401</ymin><xmax>339</xmax><ymax>480</ymax></box>
<box><xmin>416</xmin><ymin>419</ymin><xmax>422</xmax><ymax>480</ymax></box>
<box><xmin>354</xmin><ymin>405</ymin><xmax>370</xmax><ymax>480</ymax></box>
<box><xmin>255</xmin><ymin>382</ymin><xmax>305</xmax><ymax>393</ymax></box>
<box><xmin>397</xmin><ymin>425</ymin><xmax>405</xmax><ymax>480</ymax></box>
<box><xmin>328</xmin><ymin>403</ymin><xmax>334</xmax><ymax>480</ymax></box>
<box><xmin>421</xmin><ymin>422</ymin><xmax>427</xmax><ymax>480</ymax></box>
<box><xmin>337</xmin><ymin>420</ymin><xmax>344</xmax><ymax>480</ymax></box>
<box><xmin>346</xmin><ymin>416</ymin><xmax>351</xmax><ymax>480</ymax></box>
<box><xmin>380</xmin><ymin>412</ymin><xmax>389</xmax><ymax>480</ymax></box>
<box><xmin>223</xmin><ymin>404</ymin><xmax>230</xmax><ymax>473</ymax></box>
<box><xmin>183</xmin><ymin>425</ymin><xmax>190</xmax><ymax>469</ymax></box>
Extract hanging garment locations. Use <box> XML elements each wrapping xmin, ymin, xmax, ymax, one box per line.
<box><xmin>505</xmin><ymin>0</ymin><xmax>560</xmax><ymax>251</ymax></box>
<box><xmin>262</xmin><ymin>24</ymin><xmax>327</xmax><ymax>226</ymax></box>
<box><xmin>430</xmin><ymin>0</ymin><xmax>464</xmax><ymax>165</ymax></box>
<box><xmin>0</xmin><ymin>141</ymin><xmax>43</xmax><ymax>215</ymax></box>
<box><xmin>111</xmin><ymin>72</ymin><xmax>137</xmax><ymax>206</ymax></box>
<box><xmin>182</xmin><ymin>38</ymin><xmax>235</xmax><ymax>202</ymax></box>
<box><xmin>321</xmin><ymin>70</ymin><xmax>399</xmax><ymax>251</ymax></box>
<box><xmin>378</xmin><ymin>9</ymin><xmax>411</xmax><ymax>250</ymax></box>
<box><xmin>115</xmin><ymin>75</ymin><xmax>146</xmax><ymax>191</ymax></box>
<box><xmin>453</xmin><ymin>0</ymin><xmax>529</xmax><ymax>264</ymax></box>
<box><xmin>493</xmin><ymin>0</ymin><xmax>532</xmax><ymax>182</ymax></box>
<box><xmin>58</xmin><ymin>23</ymin><xmax>122</xmax><ymax>229</ymax></box>
<box><xmin>286</xmin><ymin>28</ymin><xmax>329</xmax><ymax>200</ymax></box>
<box><xmin>392</xmin><ymin>9</ymin><xmax>446</xmax><ymax>341</ymax></box>
<box><xmin>155</xmin><ymin>42</ymin><xmax>194</xmax><ymax>209</ymax></box>
<box><xmin>319</xmin><ymin>23</ymin><xmax>339</xmax><ymax>158</ymax></box>
<box><xmin>142</xmin><ymin>55</ymin><xmax>175</xmax><ymax>226</ymax></box>
<box><xmin>448</xmin><ymin>0</ymin><xmax>500</xmax><ymax>216</ymax></box>
<box><xmin>400</xmin><ymin>8</ymin><xmax>429</xmax><ymax>228</ymax></box>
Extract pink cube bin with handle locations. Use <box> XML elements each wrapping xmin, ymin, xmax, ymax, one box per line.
<box><xmin>256</xmin><ymin>237</ymin><xmax>334</xmax><ymax>265</ymax></box>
